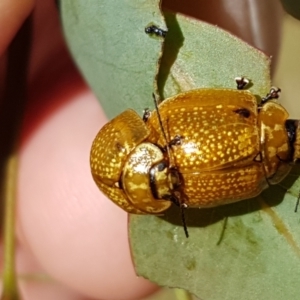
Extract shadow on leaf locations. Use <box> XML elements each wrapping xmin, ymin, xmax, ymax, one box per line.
<box><xmin>161</xmin><ymin>168</ymin><xmax>299</xmax><ymax>231</ymax></box>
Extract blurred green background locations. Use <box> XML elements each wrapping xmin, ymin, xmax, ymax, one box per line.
<box><xmin>274</xmin><ymin>14</ymin><xmax>300</xmax><ymax>117</ymax></box>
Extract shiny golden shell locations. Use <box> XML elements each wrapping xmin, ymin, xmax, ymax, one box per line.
<box><xmin>90</xmin><ymin>109</ymin><xmax>149</xmax><ymax>185</ymax></box>
<box><xmin>122</xmin><ymin>143</ymin><xmax>171</xmax><ymax>213</ymax></box>
<box><xmin>148</xmin><ymin>89</ymin><xmax>259</xmax><ymax>172</ymax></box>
<box><xmin>293</xmin><ymin>121</ymin><xmax>300</xmax><ymax>162</ymax></box>
<box><xmin>93</xmin><ymin>178</ymin><xmax>146</xmax><ymax>214</ymax></box>
<box><xmin>91</xmin><ymin>87</ymin><xmax>294</xmax><ymax>213</ymax></box>
<box><xmin>183</xmin><ymin>164</ymin><xmax>267</xmax><ymax>207</ymax></box>
<box><xmin>258</xmin><ymin>101</ymin><xmax>291</xmax><ymax>184</ymax></box>
<box><xmin>90</xmin><ymin>109</ymin><xmax>150</xmax><ymax>213</ymax></box>
<box><xmin>146</xmin><ymin>88</ymin><xmax>268</xmax><ymax>207</ymax></box>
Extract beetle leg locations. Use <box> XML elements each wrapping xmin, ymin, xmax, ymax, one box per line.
<box><xmin>169</xmin><ymin>135</ymin><xmax>184</xmax><ymax>147</ymax></box>
<box><xmin>170</xmin><ymin>195</ymin><xmax>189</xmax><ymax>238</ymax></box>
<box><xmin>253</xmin><ymin>152</ymin><xmax>272</xmax><ymax>187</ymax></box>
<box><xmin>295</xmin><ymin>193</ymin><xmax>300</xmax><ymax>212</ymax></box>
<box><xmin>235</xmin><ymin>77</ymin><xmax>250</xmax><ymax>90</ymax></box>
<box><xmin>264</xmin><ymin>177</ymin><xmax>272</xmax><ymax>187</ymax></box>
<box><xmin>260</xmin><ymin>87</ymin><xmax>281</xmax><ymax>105</ymax></box>
<box><xmin>180</xmin><ymin>203</ymin><xmax>189</xmax><ymax>238</ymax></box>
<box><xmin>142</xmin><ymin>108</ymin><xmax>151</xmax><ymax>122</ymax></box>
<box><xmin>162</xmin><ymin>136</ymin><xmax>184</xmax><ymax>153</ymax></box>
<box><xmin>276</xmin><ymin>153</ymin><xmax>293</xmax><ymax>164</ymax></box>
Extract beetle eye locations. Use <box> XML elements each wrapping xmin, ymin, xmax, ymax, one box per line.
<box><xmin>285</xmin><ymin>119</ymin><xmax>300</xmax><ymax>163</ymax></box>
<box><xmin>156</xmin><ymin>161</ymin><xmax>167</xmax><ymax>172</ymax></box>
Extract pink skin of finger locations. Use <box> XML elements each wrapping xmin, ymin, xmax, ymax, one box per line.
<box><xmin>17</xmin><ymin>72</ymin><xmax>159</xmax><ymax>300</ymax></box>
<box><xmin>0</xmin><ymin>0</ymin><xmax>159</xmax><ymax>298</ymax></box>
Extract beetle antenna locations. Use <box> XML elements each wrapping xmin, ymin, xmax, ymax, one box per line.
<box><xmin>152</xmin><ymin>93</ymin><xmax>172</xmax><ymax>161</ymax></box>
<box><xmin>181</xmin><ymin>203</ymin><xmax>189</xmax><ymax>238</ymax></box>
<box><xmin>152</xmin><ymin>93</ymin><xmax>188</xmax><ymax>237</ymax></box>
<box><xmin>171</xmin><ymin>195</ymin><xmax>189</xmax><ymax>237</ymax></box>
<box><xmin>295</xmin><ymin>193</ymin><xmax>300</xmax><ymax>212</ymax></box>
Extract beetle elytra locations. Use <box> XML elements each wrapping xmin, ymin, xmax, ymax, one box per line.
<box><xmin>90</xmin><ymin>79</ymin><xmax>300</xmax><ymax>237</ymax></box>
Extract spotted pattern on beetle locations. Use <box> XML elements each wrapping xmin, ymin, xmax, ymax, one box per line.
<box><xmin>90</xmin><ymin>88</ymin><xmax>300</xmax><ymax>215</ymax></box>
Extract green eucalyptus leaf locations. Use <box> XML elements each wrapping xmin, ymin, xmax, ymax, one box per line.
<box><xmin>59</xmin><ymin>0</ymin><xmax>165</xmax><ymax>118</ymax></box>
<box><xmin>280</xmin><ymin>0</ymin><xmax>300</xmax><ymax>20</ymax></box>
<box><xmin>159</xmin><ymin>13</ymin><xmax>271</xmax><ymax>98</ymax></box>
<box><xmin>60</xmin><ymin>1</ymin><xmax>300</xmax><ymax>299</ymax></box>
<box><xmin>130</xmin><ymin>13</ymin><xmax>300</xmax><ymax>300</ymax></box>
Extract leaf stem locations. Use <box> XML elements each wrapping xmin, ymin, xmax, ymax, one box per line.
<box><xmin>1</xmin><ymin>154</ymin><xmax>19</xmax><ymax>300</ymax></box>
<box><xmin>174</xmin><ymin>288</ymin><xmax>194</xmax><ymax>300</ymax></box>
<box><xmin>0</xmin><ymin>13</ymin><xmax>32</xmax><ymax>300</ymax></box>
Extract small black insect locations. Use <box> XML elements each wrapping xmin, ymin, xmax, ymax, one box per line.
<box><xmin>235</xmin><ymin>77</ymin><xmax>250</xmax><ymax>90</ymax></box>
<box><xmin>145</xmin><ymin>25</ymin><xmax>167</xmax><ymax>38</ymax></box>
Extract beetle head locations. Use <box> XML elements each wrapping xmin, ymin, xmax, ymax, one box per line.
<box><xmin>285</xmin><ymin>119</ymin><xmax>300</xmax><ymax>163</ymax></box>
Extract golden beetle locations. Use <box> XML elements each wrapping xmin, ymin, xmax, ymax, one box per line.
<box><xmin>90</xmin><ymin>79</ymin><xmax>300</xmax><ymax>236</ymax></box>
